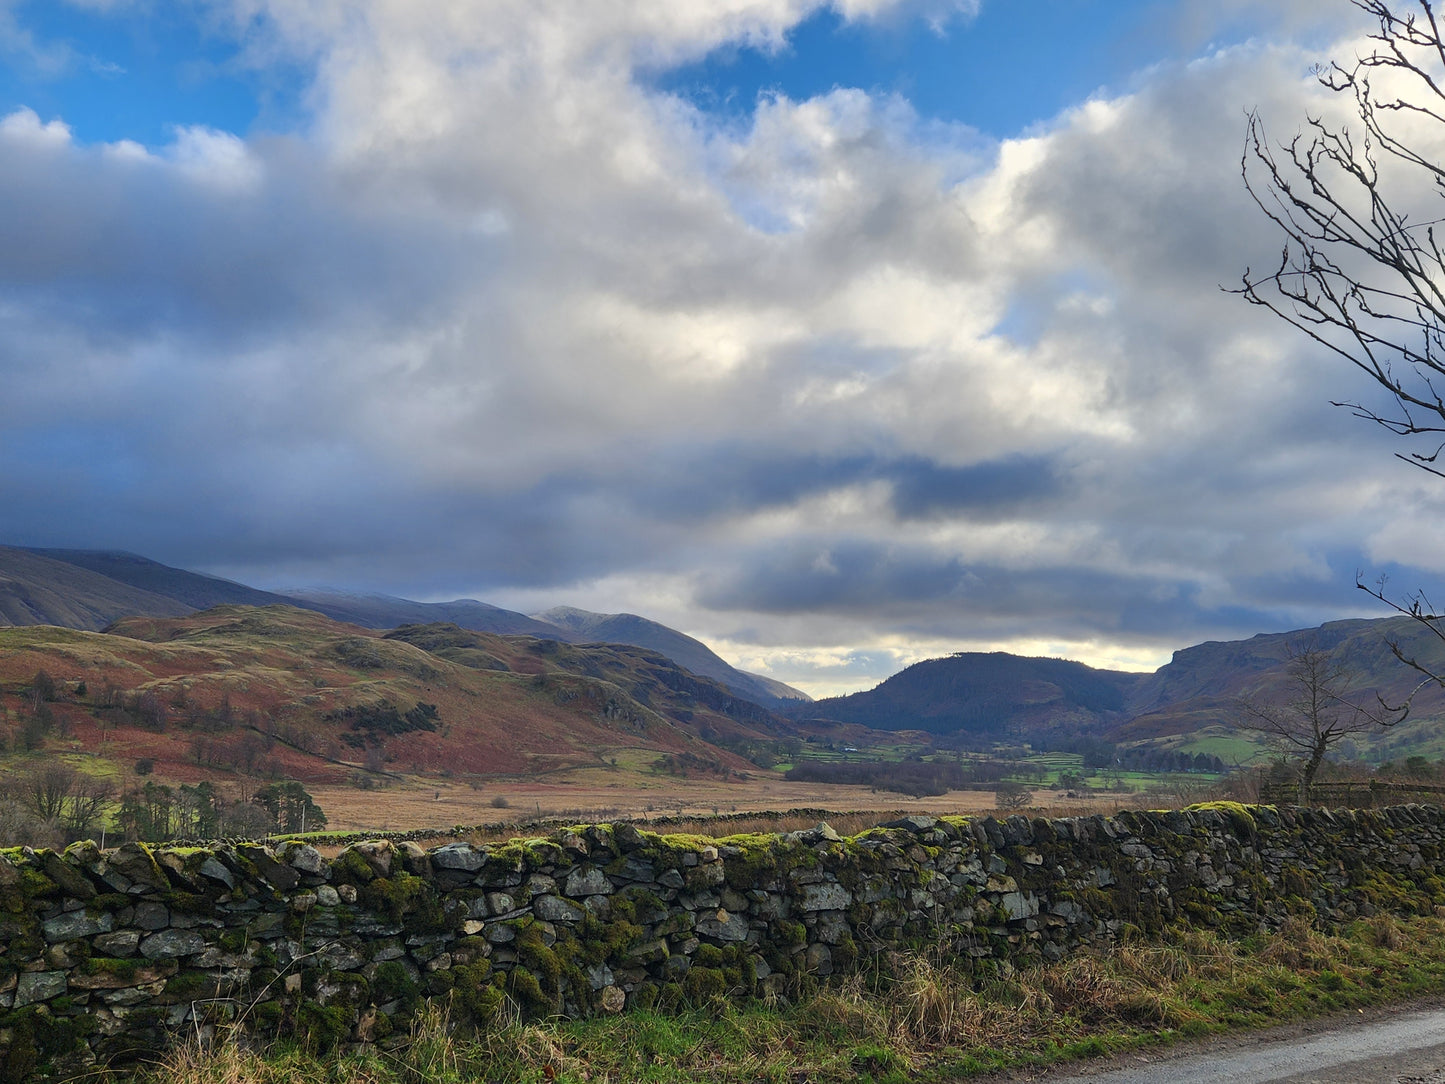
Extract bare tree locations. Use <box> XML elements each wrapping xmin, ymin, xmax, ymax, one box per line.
<box><xmin>62</xmin><ymin>774</ymin><xmax>114</xmax><ymax>839</ymax></box>
<box><xmin>14</xmin><ymin>763</ymin><xmax>78</xmax><ymax>822</ymax></box>
<box><xmin>3</xmin><ymin>764</ymin><xmax>114</xmax><ymax>841</ymax></box>
<box><xmin>1236</xmin><ymin>643</ymin><xmax>1405</xmax><ymax>801</ymax></box>
<box><xmin>1239</xmin><ymin>1</ymin><xmax>1445</xmax><ymax>691</ymax></box>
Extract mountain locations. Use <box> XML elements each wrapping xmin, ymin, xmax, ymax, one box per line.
<box><xmin>25</xmin><ymin>548</ymin><xmax>294</xmax><ymax>610</ymax></box>
<box><xmin>798</xmin><ymin>651</ymin><xmax>1141</xmax><ymax>739</ymax></box>
<box><xmin>1112</xmin><ymin>616</ymin><xmax>1445</xmax><ymax>745</ymax></box>
<box><xmin>536</xmin><ymin>606</ymin><xmax>811</xmax><ymax>709</ymax></box>
<box><xmin>0</xmin><ymin>548</ymin><xmax>193</xmax><ymax>630</ymax></box>
<box><xmin>382</xmin><ymin>623</ymin><xmax>786</xmax><ymax>738</ymax></box>
<box><xmin>792</xmin><ymin>615</ymin><xmax>1445</xmax><ymax>763</ymax></box>
<box><xmin>0</xmin><ymin>547</ymin><xmax>808</xmax><ymax>711</ymax></box>
<box><xmin>282</xmin><ymin>589</ymin><xmax>570</xmax><ymax>640</ymax></box>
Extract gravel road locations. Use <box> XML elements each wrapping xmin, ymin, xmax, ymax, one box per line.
<box><xmin>990</xmin><ymin>1003</ymin><xmax>1445</xmax><ymax>1083</ymax></box>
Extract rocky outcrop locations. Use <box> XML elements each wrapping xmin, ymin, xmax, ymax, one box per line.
<box><xmin>2</xmin><ymin>802</ymin><xmax>1443</xmax><ymax>1078</ymax></box>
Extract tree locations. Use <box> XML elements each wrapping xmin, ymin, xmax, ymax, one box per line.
<box><xmin>994</xmin><ymin>780</ymin><xmax>1033</xmax><ymax>811</ymax></box>
<box><xmin>1235</xmin><ymin>642</ymin><xmax>1404</xmax><ymax>802</ymax></box>
<box><xmin>252</xmin><ymin>781</ymin><xmax>326</xmax><ymax>834</ymax></box>
<box><xmin>1239</xmin><ymin>0</ymin><xmax>1445</xmax><ymax>690</ymax></box>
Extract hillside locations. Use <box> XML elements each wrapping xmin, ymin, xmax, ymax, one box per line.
<box><xmin>1112</xmin><ymin>616</ymin><xmax>1445</xmax><ymax>750</ymax></box>
<box><xmin>0</xmin><ymin>545</ymin><xmax>808</xmax><ymax>712</ymax></box>
<box><xmin>796</xmin><ymin>652</ymin><xmax>1140</xmax><ymax>739</ymax></box>
<box><xmin>382</xmin><ymin>623</ymin><xmax>786</xmax><ymax>739</ymax></box>
<box><xmin>793</xmin><ymin>616</ymin><xmax>1445</xmax><ymax>765</ymax></box>
<box><xmin>25</xmin><ymin>548</ymin><xmax>294</xmax><ymax>610</ymax></box>
<box><xmin>537</xmin><ymin>606</ymin><xmax>810</xmax><ymax>709</ymax></box>
<box><xmin>0</xmin><ymin>605</ymin><xmax>788</xmax><ymax>788</ymax></box>
<box><xmin>283</xmin><ymin>589</ymin><xmax>570</xmax><ymax>640</ymax></box>
<box><xmin>0</xmin><ymin>548</ymin><xmax>192</xmax><ymax>629</ymax></box>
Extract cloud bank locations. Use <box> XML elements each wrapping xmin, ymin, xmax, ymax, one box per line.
<box><xmin>1</xmin><ymin>0</ymin><xmax>1437</xmax><ymax>694</ymax></box>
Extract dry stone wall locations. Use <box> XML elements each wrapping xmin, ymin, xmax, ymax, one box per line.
<box><xmin>4</xmin><ymin>801</ymin><xmax>1445</xmax><ymax>1078</ymax></box>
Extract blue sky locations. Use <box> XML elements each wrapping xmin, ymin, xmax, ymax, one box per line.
<box><xmin>0</xmin><ymin>2</ymin><xmax>298</xmax><ymax>144</ymax></box>
<box><xmin>0</xmin><ymin>0</ymin><xmax>1431</xmax><ymax>696</ymax></box>
<box><xmin>6</xmin><ymin>0</ymin><xmax>1278</xmax><ymax>146</ymax></box>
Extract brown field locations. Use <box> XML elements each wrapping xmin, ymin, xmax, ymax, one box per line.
<box><xmin>310</xmin><ymin>765</ymin><xmax>1143</xmax><ymax>836</ymax></box>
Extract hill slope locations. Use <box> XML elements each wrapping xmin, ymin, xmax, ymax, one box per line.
<box><xmin>282</xmin><ymin>589</ymin><xmax>570</xmax><ymax>640</ymax></box>
<box><xmin>798</xmin><ymin>651</ymin><xmax>1140</xmax><ymax>739</ymax></box>
<box><xmin>0</xmin><ymin>605</ymin><xmax>781</xmax><ymax>786</ymax></box>
<box><xmin>792</xmin><ymin>616</ymin><xmax>1445</xmax><ymax>764</ymax></box>
<box><xmin>0</xmin><ymin>548</ymin><xmax>192</xmax><ymax>630</ymax></box>
<box><xmin>0</xmin><ymin>546</ymin><xmax>806</xmax><ymax>712</ymax></box>
<box><xmin>537</xmin><ymin>606</ymin><xmax>810</xmax><ymax>709</ymax></box>
<box><xmin>25</xmin><ymin>548</ymin><xmax>294</xmax><ymax>611</ymax></box>
<box><xmin>1112</xmin><ymin>616</ymin><xmax>1445</xmax><ymax>747</ymax></box>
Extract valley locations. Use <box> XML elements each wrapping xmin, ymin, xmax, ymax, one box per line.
<box><xmin>3</xmin><ymin>545</ymin><xmax>1445</xmax><ymax>848</ymax></box>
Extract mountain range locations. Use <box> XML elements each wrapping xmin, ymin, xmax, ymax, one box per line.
<box><xmin>0</xmin><ymin>547</ymin><xmax>809</xmax><ymax>709</ymax></box>
<box><xmin>0</xmin><ymin>604</ymin><xmax>793</xmax><ymax>785</ymax></box>
<box><xmin>5</xmin><ymin>543</ymin><xmax>1445</xmax><ymax>766</ymax></box>
<box><xmin>793</xmin><ymin>615</ymin><xmax>1445</xmax><ymax>762</ymax></box>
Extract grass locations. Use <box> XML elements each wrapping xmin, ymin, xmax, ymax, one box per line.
<box><xmin>112</xmin><ymin>912</ymin><xmax>1445</xmax><ymax>1084</ymax></box>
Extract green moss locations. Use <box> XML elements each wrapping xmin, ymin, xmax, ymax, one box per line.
<box><xmin>450</xmin><ymin>962</ymin><xmax>502</xmax><ymax>1023</ymax></box>
<box><xmin>371</xmin><ymin>960</ymin><xmax>421</xmax><ymax>1009</ymax></box>
<box><xmin>628</xmin><ymin>983</ymin><xmax>658</xmax><ymax>1011</ymax></box>
<box><xmin>576</xmin><ymin>914</ymin><xmax>643</xmax><ymax>964</ymax></box>
<box><xmin>487</xmin><ymin>837</ymin><xmax>566</xmax><ymax>871</ymax></box>
<box><xmin>507</xmin><ymin>965</ymin><xmax>554</xmax><ymax>1018</ymax></box>
<box><xmin>363</xmin><ymin>872</ymin><xmax>445</xmax><ymax>932</ymax></box>
<box><xmin>83</xmin><ymin>957</ymin><xmax>139</xmax><ymax>981</ymax></box>
<box><xmin>162</xmin><ymin>891</ymin><xmax>215</xmax><ymax>916</ymax></box>
<box><xmin>1187</xmin><ymin>802</ymin><xmax>1259</xmax><ymax>838</ymax></box>
<box><xmin>247</xmin><ymin>999</ymin><xmax>285</xmax><ymax>1033</ymax></box>
<box><xmin>164</xmin><ymin>970</ymin><xmax>219</xmax><ymax>1002</ymax></box>
<box><xmin>330</xmin><ymin>848</ymin><xmax>376</xmax><ymax>885</ymax></box>
<box><xmin>681</xmin><ymin>966</ymin><xmax>729</xmax><ymax>1002</ymax></box>
<box><xmin>294</xmin><ymin>1002</ymin><xmax>352</xmax><ymax>1052</ymax></box>
<box><xmin>1281</xmin><ymin>866</ymin><xmax>1312</xmax><ymax>898</ymax></box>
<box><xmin>16</xmin><ymin>870</ymin><xmax>56</xmax><ymax>900</ymax></box>
<box><xmin>719</xmin><ymin>833</ymin><xmax>788</xmax><ymax>888</ymax></box>
<box><xmin>0</xmin><ymin>1006</ymin><xmax>87</xmax><ymax>1084</ymax></box>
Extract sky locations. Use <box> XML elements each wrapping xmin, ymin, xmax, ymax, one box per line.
<box><xmin>2</xmin><ymin>0</ymin><xmax>1442</xmax><ymax>697</ymax></box>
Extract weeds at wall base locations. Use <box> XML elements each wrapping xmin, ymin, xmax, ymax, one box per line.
<box><xmin>112</xmin><ymin>912</ymin><xmax>1445</xmax><ymax>1084</ymax></box>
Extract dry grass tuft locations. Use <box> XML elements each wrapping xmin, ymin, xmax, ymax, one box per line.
<box><xmin>1256</xmin><ymin>915</ymin><xmax>1335</xmax><ymax>970</ymax></box>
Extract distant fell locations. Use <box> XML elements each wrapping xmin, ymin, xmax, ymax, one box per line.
<box><xmin>0</xmin><ymin>543</ymin><xmax>806</xmax><ymax>714</ymax></box>
<box><xmin>799</xmin><ymin>651</ymin><xmax>1140</xmax><ymax>738</ymax></box>
<box><xmin>0</xmin><ymin>604</ymin><xmax>772</xmax><ymax>785</ymax></box>
<box><xmin>0</xmin><ymin>548</ymin><xmax>192</xmax><ymax>630</ymax></box>
<box><xmin>537</xmin><ymin>606</ymin><xmax>811</xmax><ymax>709</ymax></box>
<box><xmin>26</xmin><ymin>548</ymin><xmax>293</xmax><ymax>610</ymax></box>
<box><xmin>283</xmin><ymin>589</ymin><xmax>570</xmax><ymax>641</ymax></box>
<box><xmin>1113</xmin><ymin>616</ymin><xmax>1445</xmax><ymax>744</ymax></box>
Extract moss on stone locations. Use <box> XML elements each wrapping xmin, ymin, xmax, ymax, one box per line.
<box><xmin>682</xmin><ymin>966</ymin><xmax>729</xmax><ymax>1002</ymax></box>
<box><xmin>163</xmin><ymin>970</ymin><xmax>218</xmax><ymax>1003</ymax></box>
<box><xmin>330</xmin><ymin>848</ymin><xmax>377</xmax><ymax>885</ymax></box>
<box><xmin>507</xmin><ymin>965</ymin><xmax>553</xmax><ymax>1018</ymax></box>
<box><xmin>449</xmin><ymin>962</ymin><xmax>502</xmax><ymax>1023</ymax></box>
<box><xmin>294</xmin><ymin>1002</ymin><xmax>352</xmax><ymax>1052</ymax></box>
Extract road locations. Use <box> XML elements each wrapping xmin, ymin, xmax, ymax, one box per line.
<box><xmin>996</xmin><ymin>1004</ymin><xmax>1445</xmax><ymax>1083</ymax></box>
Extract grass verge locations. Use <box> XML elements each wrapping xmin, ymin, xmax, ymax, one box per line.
<box><xmin>116</xmin><ymin>912</ymin><xmax>1445</xmax><ymax>1084</ymax></box>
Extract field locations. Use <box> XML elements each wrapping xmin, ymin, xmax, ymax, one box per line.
<box><xmin>306</xmin><ymin>757</ymin><xmax>1170</xmax><ymax>837</ymax></box>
